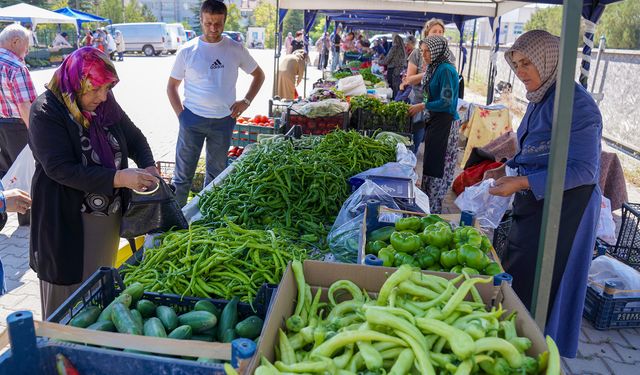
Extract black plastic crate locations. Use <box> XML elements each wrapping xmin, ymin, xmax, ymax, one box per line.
<box><xmin>606</xmin><ymin>203</ymin><xmax>640</xmax><ymax>270</ymax></box>
<box><xmin>350</xmin><ymin>108</ymin><xmax>413</xmax><ymax>133</ymax></box>
<box><xmin>49</xmin><ymin>267</ymin><xmax>273</xmax><ymax>328</ymax></box>
<box><xmin>583</xmin><ymin>282</ymin><xmax>640</xmax><ymax>330</ymax></box>
<box><xmin>492</xmin><ymin>212</ymin><xmax>512</xmax><ymax>262</ymax></box>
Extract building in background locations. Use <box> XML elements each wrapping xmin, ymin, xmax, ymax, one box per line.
<box><xmin>138</xmin><ymin>0</ymin><xmax>259</xmax><ymax>30</ymax></box>
<box><xmin>475</xmin><ymin>5</ymin><xmax>541</xmax><ymax>46</ymax></box>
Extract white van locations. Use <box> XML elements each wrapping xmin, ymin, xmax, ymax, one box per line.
<box><xmin>166</xmin><ymin>23</ymin><xmax>187</xmax><ymax>53</ymax></box>
<box><xmin>108</xmin><ymin>22</ymin><xmax>169</xmax><ymax>56</ymax></box>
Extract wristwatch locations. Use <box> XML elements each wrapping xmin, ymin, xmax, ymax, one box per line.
<box><xmin>241</xmin><ymin>97</ymin><xmax>251</xmax><ymax>106</ymax></box>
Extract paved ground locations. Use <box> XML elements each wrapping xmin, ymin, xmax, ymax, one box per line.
<box><xmin>1</xmin><ymin>49</ymin><xmax>639</xmax><ymax>372</ymax></box>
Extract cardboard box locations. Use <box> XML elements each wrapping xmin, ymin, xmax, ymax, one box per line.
<box><xmin>359</xmin><ymin>205</ymin><xmax>503</xmax><ymax>270</ymax></box>
<box><xmin>248</xmin><ymin>260</ymin><xmax>547</xmax><ymax>373</ymax></box>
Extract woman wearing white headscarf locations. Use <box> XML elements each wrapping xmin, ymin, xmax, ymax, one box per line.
<box><xmin>484</xmin><ymin>30</ymin><xmax>602</xmax><ymax>358</ymax></box>
<box><xmin>408</xmin><ymin>35</ymin><xmax>460</xmax><ymax>213</ymax></box>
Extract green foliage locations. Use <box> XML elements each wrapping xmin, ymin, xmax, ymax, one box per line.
<box><xmin>253</xmin><ymin>0</ymin><xmax>275</xmax><ymax>48</ymax></box>
<box><xmin>49</xmin><ymin>0</ymin><xmax>69</xmax><ymax>11</ymax></box>
<box><xmin>596</xmin><ymin>1</ymin><xmax>640</xmax><ymax>49</ymax></box>
<box><xmin>97</xmin><ymin>0</ymin><xmax>153</xmax><ymax>24</ymax></box>
<box><xmin>282</xmin><ymin>10</ymin><xmax>303</xmax><ymax>36</ymax></box>
<box><xmin>225</xmin><ymin>3</ymin><xmax>244</xmax><ymax>33</ymax></box>
<box><xmin>524</xmin><ymin>6</ymin><xmax>564</xmax><ymax>36</ymax></box>
<box><xmin>309</xmin><ymin>17</ymin><xmax>326</xmax><ymax>43</ymax></box>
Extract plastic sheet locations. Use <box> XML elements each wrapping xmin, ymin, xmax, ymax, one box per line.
<box><xmin>327</xmin><ymin>180</ymin><xmax>399</xmax><ymax>263</ymax></box>
<box><xmin>589</xmin><ymin>256</ymin><xmax>640</xmax><ymax>299</ymax></box>
<box><xmin>454</xmin><ymin>178</ymin><xmax>513</xmax><ymax>229</ymax></box>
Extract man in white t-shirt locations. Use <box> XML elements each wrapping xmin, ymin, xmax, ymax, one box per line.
<box><xmin>167</xmin><ymin>0</ymin><xmax>265</xmax><ymax>206</ymax></box>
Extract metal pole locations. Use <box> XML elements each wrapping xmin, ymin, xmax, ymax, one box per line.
<box><xmin>486</xmin><ymin>15</ymin><xmax>500</xmax><ymax>105</ymax></box>
<box><xmin>467</xmin><ymin>19</ymin><xmax>477</xmax><ymax>82</ymax></box>
<box><xmin>272</xmin><ymin>0</ymin><xmax>280</xmax><ymax>97</ymax></box>
<box><xmin>591</xmin><ymin>35</ymin><xmax>606</xmax><ymax>92</ymax></box>
<box><xmin>530</xmin><ymin>0</ymin><xmax>583</xmax><ymax>329</ymax></box>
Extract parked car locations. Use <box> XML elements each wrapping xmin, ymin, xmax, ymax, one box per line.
<box><xmin>222</xmin><ymin>31</ymin><xmax>244</xmax><ymax>44</ymax></box>
<box><xmin>108</xmin><ymin>22</ymin><xmax>169</xmax><ymax>56</ymax></box>
<box><xmin>166</xmin><ymin>23</ymin><xmax>187</xmax><ymax>53</ymax></box>
<box><xmin>185</xmin><ymin>29</ymin><xmax>197</xmax><ymax>41</ymax></box>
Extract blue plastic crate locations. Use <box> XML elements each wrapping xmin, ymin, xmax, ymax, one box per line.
<box><xmin>0</xmin><ymin>311</ymin><xmax>254</xmax><ymax>375</ymax></box>
<box><xmin>231</xmin><ymin>122</ymin><xmax>277</xmax><ymax>147</ymax></box>
<box><xmin>583</xmin><ymin>281</ymin><xmax>640</xmax><ymax>330</ymax></box>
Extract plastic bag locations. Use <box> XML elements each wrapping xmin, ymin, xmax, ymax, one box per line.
<box><xmin>596</xmin><ymin>196</ymin><xmax>617</xmax><ymax>245</ymax></box>
<box><xmin>1</xmin><ymin>145</ymin><xmax>35</xmax><ymax>193</ymax></box>
<box><xmin>327</xmin><ymin>180</ymin><xmax>399</xmax><ymax>263</ymax></box>
<box><xmin>337</xmin><ymin>75</ymin><xmax>366</xmax><ymax>97</ymax></box>
<box><xmin>454</xmin><ymin>178</ymin><xmax>512</xmax><ymax>229</ymax></box>
<box><xmin>589</xmin><ymin>256</ymin><xmax>640</xmax><ymax>300</ymax></box>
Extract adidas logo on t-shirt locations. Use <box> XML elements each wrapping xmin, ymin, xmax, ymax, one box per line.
<box><xmin>210</xmin><ymin>59</ymin><xmax>224</xmax><ymax>69</ymax></box>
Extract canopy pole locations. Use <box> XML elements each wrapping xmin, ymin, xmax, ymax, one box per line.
<box><xmin>272</xmin><ymin>0</ymin><xmax>281</xmax><ymax>97</ymax></box>
<box><xmin>486</xmin><ymin>14</ymin><xmax>500</xmax><ymax>105</ymax></box>
<box><xmin>530</xmin><ymin>0</ymin><xmax>583</xmax><ymax>329</ymax></box>
<box><xmin>591</xmin><ymin>35</ymin><xmax>606</xmax><ymax>92</ymax></box>
<box><xmin>467</xmin><ymin>19</ymin><xmax>477</xmax><ymax>82</ymax></box>
<box><xmin>579</xmin><ymin>19</ymin><xmax>597</xmax><ymax>89</ymax></box>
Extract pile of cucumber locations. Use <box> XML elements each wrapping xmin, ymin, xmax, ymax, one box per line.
<box><xmin>68</xmin><ymin>282</ymin><xmax>265</xmax><ymax>346</ymax></box>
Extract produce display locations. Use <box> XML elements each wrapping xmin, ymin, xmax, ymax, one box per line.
<box><xmin>333</xmin><ymin>70</ymin><xmax>354</xmax><ymax>80</ymax></box>
<box><xmin>227</xmin><ymin>146</ymin><xmax>244</xmax><ymax>157</ymax></box>
<box><xmin>287</xmin><ymin>113</ymin><xmax>344</xmax><ymax>135</ymax></box>
<box><xmin>122</xmin><ymin>223</ymin><xmax>306</xmax><ymax>302</ymax></box>
<box><xmin>67</xmin><ymin>282</ymin><xmax>264</xmax><ymax>352</ymax></box>
<box><xmin>367</xmin><ymin>215</ymin><xmax>502</xmax><ymax>276</ymax></box>
<box><xmin>359</xmin><ymin>67</ymin><xmax>381</xmax><ymax>85</ymax></box>
<box><xmin>237</xmin><ymin>115</ymin><xmax>274</xmax><ymax>127</ymax></box>
<box><xmin>349</xmin><ymin>95</ymin><xmax>411</xmax><ymax>133</ymax></box>
<box><xmin>197</xmin><ymin>131</ymin><xmax>396</xmax><ymax>246</ymax></box>
<box><xmin>256</xmin><ymin>261</ymin><xmax>560</xmax><ymax>374</ymax></box>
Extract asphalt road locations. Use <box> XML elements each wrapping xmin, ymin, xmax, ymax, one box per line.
<box><xmin>28</xmin><ymin>48</ymin><xmax>322</xmax><ymax>162</ymax></box>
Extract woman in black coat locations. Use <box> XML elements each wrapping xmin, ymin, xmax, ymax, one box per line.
<box><xmin>29</xmin><ymin>47</ymin><xmax>158</xmax><ymax>318</ymax></box>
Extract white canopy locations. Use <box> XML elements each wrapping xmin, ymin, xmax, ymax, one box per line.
<box><xmin>271</xmin><ymin>0</ymin><xmax>526</xmax><ymax>18</ymax></box>
<box><xmin>0</xmin><ymin>3</ymin><xmax>77</xmax><ymax>28</ymax></box>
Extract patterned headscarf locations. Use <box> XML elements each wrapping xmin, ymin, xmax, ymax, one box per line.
<box><xmin>48</xmin><ymin>47</ymin><xmax>123</xmax><ymax>169</ymax></box>
<box><xmin>420</xmin><ymin>35</ymin><xmax>454</xmax><ymax>88</ymax></box>
<box><xmin>505</xmin><ymin>30</ymin><xmax>560</xmax><ymax>103</ymax></box>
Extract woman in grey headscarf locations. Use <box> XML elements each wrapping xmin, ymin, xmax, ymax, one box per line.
<box><xmin>483</xmin><ymin>30</ymin><xmax>602</xmax><ymax>358</ymax></box>
<box><xmin>379</xmin><ymin>34</ymin><xmax>406</xmax><ymax>99</ymax></box>
<box><xmin>408</xmin><ymin>35</ymin><xmax>460</xmax><ymax>213</ymax></box>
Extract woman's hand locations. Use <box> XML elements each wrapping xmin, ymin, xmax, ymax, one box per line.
<box><xmin>3</xmin><ymin>189</ymin><xmax>32</xmax><ymax>214</ymax></box>
<box><xmin>408</xmin><ymin>103</ymin><xmax>425</xmax><ymax>117</ymax></box>
<box><xmin>483</xmin><ymin>164</ymin><xmax>507</xmax><ymax>181</ymax></box>
<box><xmin>114</xmin><ymin>168</ymin><xmax>157</xmax><ymax>191</ymax></box>
<box><xmin>489</xmin><ymin>176</ymin><xmax>530</xmax><ymax>197</ymax></box>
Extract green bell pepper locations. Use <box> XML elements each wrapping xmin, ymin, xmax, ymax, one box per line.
<box><xmin>415</xmin><ymin>250</ymin><xmax>436</xmax><ymax>269</ymax></box>
<box><xmin>483</xmin><ymin>262</ymin><xmax>502</xmax><ymax>276</ymax></box>
<box><xmin>422</xmin><ymin>222</ymin><xmax>453</xmax><ymax>248</ymax></box>
<box><xmin>377</xmin><ymin>246</ymin><xmax>396</xmax><ymax>267</ymax></box>
<box><xmin>390</xmin><ymin>231</ymin><xmax>422</xmax><ymax>254</ymax></box>
<box><xmin>480</xmin><ymin>236</ymin><xmax>493</xmax><ymax>253</ymax></box>
<box><xmin>457</xmin><ymin>244</ymin><xmax>488</xmax><ymax>270</ymax></box>
<box><xmin>395</xmin><ymin>217</ymin><xmax>422</xmax><ymax>232</ymax></box>
<box><xmin>419</xmin><ymin>214</ymin><xmax>447</xmax><ymax>231</ymax></box>
<box><xmin>440</xmin><ymin>249</ymin><xmax>459</xmax><ymax>269</ymax></box>
<box><xmin>424</xmin><ymin>245</ymin><xmax>442</xmax><ymax>263</ymax></box>
<box><xmin>394</xmin><ymin>252</ymin><xmax>418</xmax><ymax>267</ymax></box>
<box><xmin>366</xmin><ymin>240</ymin><xmax>387</xmax><ymax>255</ymax></box>
<box><xmin>453</xmin><ymin>226</ymin><xmax>483</xmax><ymax>248</ymax></box>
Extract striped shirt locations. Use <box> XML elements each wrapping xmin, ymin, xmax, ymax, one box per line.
<box><xmin>0</xmin><ymin>48</ymin><xmax>36</xmax><ymax>119</ymax></box>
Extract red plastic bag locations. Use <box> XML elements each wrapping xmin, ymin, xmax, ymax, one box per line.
<box><xmin>452</xmin><ymin>160</ymin><xmax>503</xmax><ymax>196</ymax></box>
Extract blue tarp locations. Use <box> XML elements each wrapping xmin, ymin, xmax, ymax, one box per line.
<box><xmin>53</xmin><ymin>7</ymin><xmax>110</xmax><ymax>30</ymax></box>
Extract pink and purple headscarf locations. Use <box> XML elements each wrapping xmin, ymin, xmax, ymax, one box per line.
<box><xmin>48</xmin><ymin>47</ymin><xmax>123</xmax><ymax>169</ymax></box>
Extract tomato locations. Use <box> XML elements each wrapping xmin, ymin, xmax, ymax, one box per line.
<box><xmin>235</xmin><ymin>147</ymin><xmax>244</xmax><ymax>156</ymax></box>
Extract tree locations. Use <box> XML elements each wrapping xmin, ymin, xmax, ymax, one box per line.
<box><xmin>524</xmin><ymin>6</ymin><xmax>563</xmax><ymax>36</ymax></box>
<box><xmin>309</xmin><ymin>17</ymin><xmax>326</xmax><ymax>42</ymax></box>
<box><xmin>596</xmin><ymin>0</ymin><xmax>640</xmax><ymax>49</ymax></box>
<box><xmin>282</xmin><ymin>10</ymin><xmax>303</xmax><ymax>36</ymax></box>
<box><xmin>253</xmin><ymin>0</ymin><xmax>275</xmax><ymax>48</ymax></box>
<box><xmin>49</xmin><ymin>0</ymin><xmax>69</xmax><ymax>11</ymax></box>
<box><xmin>98</xmin><ymin>0</ymin><xmax>124</xmax><ymax>24</ymax></box>
<box><xmin>140</xmin><ymin>4</ymin><xmax>157</xmax><ymax>22</ymax></box>
<box><xmin>225</xmin><ymin>3</ymin><xmax>243</xmax><ymax>32</ymax></box>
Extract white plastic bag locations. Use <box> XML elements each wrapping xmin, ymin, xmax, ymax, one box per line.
<box><xmin>454</xmin><ymin>179</ymin><xmax>512</xmax><ymax>229</ymax></box>
<box><xmin>589</xmin><ymin>256</ymin><xmax>640</xmax><ymax>300</ymax></box>
<box><xmin>596</xmin><ymin>196</ymin><xmax>617</xmax><ymax>244</ymax></box>
<box><xmin>337</xmin><ymin>75</ymin><xmax>366</xmax><ymax>97</ymax></box>
<box><xmin>1</xmin><ymin>145</ymin><xmax>35</xmax><ymax>193</ymax></box>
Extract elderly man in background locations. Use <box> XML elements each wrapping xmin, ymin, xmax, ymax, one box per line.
<box><xmin>0</xmin><ymin>24</ymin><xmax>36</xmax><ymax>226</ymax></box>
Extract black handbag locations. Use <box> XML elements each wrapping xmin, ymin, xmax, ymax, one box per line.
<box><xmin>119</xmin><ymin>178</ymin><xmax>188</xmax><ymax>239</ymax></box>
